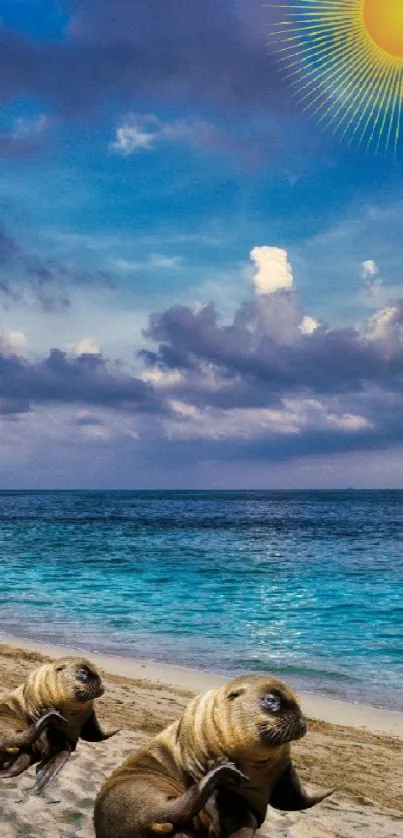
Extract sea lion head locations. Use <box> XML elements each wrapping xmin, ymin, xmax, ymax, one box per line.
<box><xmin>216</xmin><ymin>675</ymin><xmax>307</xmax><ymax>756</ymax></box>
<box><xmin>52</xmin><ymin>657</ymin><xmax>105</xmax><ymax>703</ymax></box>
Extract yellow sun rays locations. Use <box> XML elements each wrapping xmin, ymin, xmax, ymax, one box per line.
<box><xmin>272</xmin><ymin>0</ymin><xmax>403</xmax><ymax>155</ymax></box>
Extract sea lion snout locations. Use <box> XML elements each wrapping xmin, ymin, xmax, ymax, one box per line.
<box><xmin>258</xmin><ymin>711</ymin><xmax>306</xmax><ymax>746</ymax></box>
<box><xmin>75</xmin><ymin>683</ymin><xmax>104</xmax><ymax>701</ymax></box>
<box><xmin>231</xmin><ymin>677</ymin><xmax>308</xmax><ymax>747</ymax></box>
<box><xmin>73</xmin><ymin>662</ymin><xmax>105</xmax><ymax>702</ymax></box>
<box><xmin>95</xmin><ymin>682</ymin><xmax>105</xmax><ymax>698</ymax></box>
<box><xmin>297</xmin><ymin>716</ymin><xmax>307</xmax><ymax>738</ymax></box>
<box><xmin>89</xmin><ymin>680</ymin><xmax>105</xmax><ymax>700</ymax></box>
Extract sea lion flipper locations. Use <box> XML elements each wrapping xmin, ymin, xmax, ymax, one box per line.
<box><xmin>203</xmin><ymin>762</ymin><xmax>248</xmax><ymax>789</ymax></box>
<box><xmin>270</xmin><ymin>761</ymin><xmax>333</xmax><ymax>811</ymax></box>
<box><xmin>0</xmin><ymin>710</ymin><xmax>66</xmax><ymax>752</ymax></box>
<box><xmin>80</xmin><ymin>710</ymin><xmax>120</xmax><ymax>742</ymax></box>
<box><xmin>148</xmin><ymin>762</ymin><xmax>247</xmax><ymax>828</ymax></box>
<box><xmin>32</xmin><ymin>709</ymin><xmax>68</xmax><ymax>742</ymax></box>
<box><xmin>35</xmin><ymin>746</ymin><xmax>72</xmax><ymax>794</ymax></box>
<box><xmin>0</xmin><ymin>752</ymin><xmax>32</xmax><ymax>779</ymax></box>
<box><xmin>37</xmin><ymin>709</ymin><xmax>67</xmax><ymax>728</ymax></box>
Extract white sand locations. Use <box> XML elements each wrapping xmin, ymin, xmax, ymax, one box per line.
<box><xmin>0</xmin><ymin>633</ymin><xmax>402</xmax><ymax>838</ymax></box>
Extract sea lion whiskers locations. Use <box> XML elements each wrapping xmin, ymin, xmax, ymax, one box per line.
<box><xmin>257</xmin><ymin>710</ymin><xmax>307</xmax><ymax>747</ymax></box>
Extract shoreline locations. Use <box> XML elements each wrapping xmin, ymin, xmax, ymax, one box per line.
<box><xmin>1</xmin><ymin>631</ymin><xmax>402</xmax><ymax>739</ymax></box>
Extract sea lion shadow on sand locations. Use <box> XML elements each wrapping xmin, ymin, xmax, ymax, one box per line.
<box><xmin>0</xmin><ymin>656</ymin><xmax>119</xmax><ymax>792</ymax></box>
<box><xmin>94</xmin><ymin>674</ymin><xmax>333</xmax><ymax>838</ymax></box>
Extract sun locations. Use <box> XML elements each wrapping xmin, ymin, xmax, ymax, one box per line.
<box><xmin>363</xmin><ymin>0</ymin><xmax>403</xmax><ymax>58</ymax></box>
<box><xmin>273</xmin><ymin>0</ymin><xmax>403</xmax><ymax>155</ymax></box>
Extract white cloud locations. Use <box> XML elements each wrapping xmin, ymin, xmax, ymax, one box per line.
<box><xmin>360</xmin><ymin>259</ymin><xmax>379</xmax><ymax>279</ymax></box>
<box><xmin>1</xmin><ymin>331</ymin><xmax>28</xmax><ymax>356</ymax></box>
<box><xmin>149</xmin><ymin>253</ymin><xmax>182</xmax><ymax>269</ymax></box>
<box><xmin>71</xmin><ymin>337</ymin><xmax>101</xmax><ymax>356</ymax></box>
<box><xmin>360</xmin><ymin>259</ymin><xmax>383</xmax><ymax>305</ymax></box>
<box><xmin>80</xmin><ymin>425</ymin><xmax>111</xmax><ymax>440</ymax></box>
<box><xmin>112</xmin><ymin>253</ymin><xmax>182</xmax><ymax>272</ymax></box>
<box><xmin>325</xmin><ymin>412</ymin><xmax>371</xmax><ymax>431</ymax></box>
<box><xmin>165</xmin><ymin>403</ymin><xmax>301</xmax><ymax>440</ymax></box>
<box><xmin>249</xmin><ymin>246</ymin><xmax>294</xmax><ymax>295</ymax></box>
<box><xmin>141</xmin><ymin>369</ymin><xmax>183</xmax><ymax>387</ymax></box>
<box><xmin>280</xmin><ymin>399</ymin><xmax>372</xmax><ymax>433</ymax></box>
<box><xmin>163</xmin><ymin>397</ymin><xmax>372</xmax><ymax>441</ymax></box>
<box><xmin>299</xmin><ymin>315</ymin><xmax>319</xmax><ymax>335</ymax></box>
<box><xmin>366</xmin><ymin>305</ymin><xmax>399</xmax><ymax>340</ymax></box>
<box><xmin>110</xmin><ymin>114</ymin><xmax>222</xmax><ymax>157</ymax></box>
<box><xmin>110</xmin><ymin>122</ymin><xmax>156</xmax><ymax>155</ymax></box>
<box><xmin>0</xmin><ymin>284</ymin><xmax>150</xmax><ymax>365</ymax></box>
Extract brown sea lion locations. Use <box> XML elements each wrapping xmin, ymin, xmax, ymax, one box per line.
<box><xmin>94</xmin><ymin>674</ymin><xmax>332</xmax><ymax>838</ymax></box>
<box><xmin>1</xmin><ymin>656</ymin><xmax>118</xmax><ymax>791</ymax></box>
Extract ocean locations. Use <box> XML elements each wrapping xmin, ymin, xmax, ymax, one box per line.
<box><xmin>0</xmin><ymin>490</ymin><xmax>402</xmax><ymax>710</ymax></box>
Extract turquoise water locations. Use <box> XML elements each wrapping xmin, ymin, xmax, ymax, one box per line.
<box><xmin>0</xmin><ymin>490</ymin><xmax>402</xmax><ymax>710</ymax></box>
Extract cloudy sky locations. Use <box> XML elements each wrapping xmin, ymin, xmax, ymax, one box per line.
<box><xmin>1</xmin><ymin>0</ymin><xmax>403</xmax><ymax>489</ymax></box>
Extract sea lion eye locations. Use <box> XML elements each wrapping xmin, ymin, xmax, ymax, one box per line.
<box><xmin>227</xmin><ymin>690</ymin><xmax>243</xmax><ymax>701</ymax></box>
<box><xmin>76</xmin><ymin>667</ymin><xmax>90</xmax><ymax>682</ymax></box>
<box><xmin>261</xmin><ymin>693</ymin><xmax>281</xmax><ymax>713</ymax></box>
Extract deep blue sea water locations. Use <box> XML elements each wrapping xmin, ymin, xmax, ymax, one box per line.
<box><xmin>0</xmin><ymin>490</ymin><xmax>402</xmax><ymax>710</ymax></box>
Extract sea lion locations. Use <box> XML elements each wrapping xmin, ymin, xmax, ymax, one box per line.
<box><xmin>94</xmin><ymin>674</ymin><xmax>332</xmax><ymax>838</ymax></box>
<box><xmin>1</xmin><ymin>656</ymin><xmax>118</xmax><ymax>791</ymax></box>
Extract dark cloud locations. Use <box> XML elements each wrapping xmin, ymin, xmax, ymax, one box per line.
<box><xmin>72</xmin><ymin>413</ymin><xmax>103</xmax><ymax>427</ymax></box>
<box><xmin>2</xmin><ymin>288</ymin><xmax>403</xmax><ymax>475</ymax></box>
<box><xmin>142</xmin><ymin>294</ymin><xmax>403</xmax><ymax>407</ymax></box>
<box><xmin>134</xmin><ymin>291</ymin><xmax>403</xmax><ymax>462</ymax></box>
<box><xmin>0</xmin><ymin>219</ymin><xmax>114</xmax><ymax>312</ymax></box>
<box><xmin>0</xmin><ymin>348</ymin><xmax>167</xmax><ymax>416</ymax></box>
<box><xmin>128</xmin><ymin>426</ymin><xmax>388</xmax><ymax>468</ymax></box>
<box><xmin>0</xmin><ymin>395</ymin><xmax>30</xmax><ymax>416</ymax></box>
<box><xmin>0</xmin><ymin>1</ymin><xmax>286</xmax><ymax>117</ymax></box>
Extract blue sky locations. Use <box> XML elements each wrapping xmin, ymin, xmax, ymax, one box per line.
<box><xmin>1</xmin><ymin>0</ymin><xmax>403</xmax><ymax>488</ymax></box>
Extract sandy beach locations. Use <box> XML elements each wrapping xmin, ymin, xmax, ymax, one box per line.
<box><xmin>0</xmin><ymin>635</ymin><xmax>402</xmax><ymax>838</ymax></box>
